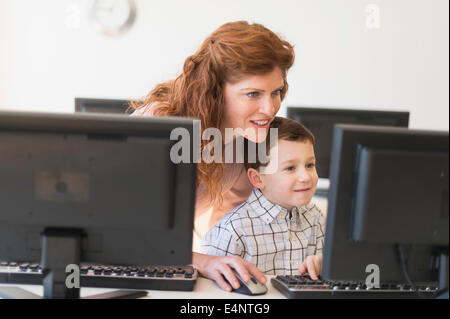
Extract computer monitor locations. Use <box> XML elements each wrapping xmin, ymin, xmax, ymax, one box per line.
<box><xmin>322</xmin><ymin>124</ymin><xmax>448</xmax><ymax>292</ymax></box>
<box><xmin>75</xmin><ymin>98</ymin><xmax>131</xmax><ymax>114</ymax></box>
<box><xmin>287</xmin><ymin>107</ymin><xmax>410</xmax><ymax>179</ymax></box>
<box><xmin>0</xmin><ymin>111</ymin><xmax>198</xmax><ymax>298</ymax></box>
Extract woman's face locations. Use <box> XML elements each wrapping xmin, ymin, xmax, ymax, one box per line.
<box><xmin>222</xmin><ymin>67</ymin><xmax>285</xmax><ymax>143</ymax></box>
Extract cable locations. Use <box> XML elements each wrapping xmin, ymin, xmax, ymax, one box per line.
<box><xmin>396</xmin><ymin>245</ymin><xmax>444</xmax><ymax>299</ymax></box>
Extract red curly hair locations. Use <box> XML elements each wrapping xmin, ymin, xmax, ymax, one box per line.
<box><xmin>130</xmin><ymin>21</ymin><xmax>295</xmax><ymax>205</ymax></box>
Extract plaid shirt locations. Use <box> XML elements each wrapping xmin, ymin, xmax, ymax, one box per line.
<box><xmin>201</xmin><ymin>188</ymin><xmax>326</xmax><ymax>275</ymax></box>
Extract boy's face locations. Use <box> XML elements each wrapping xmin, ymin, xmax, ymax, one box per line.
<box><xmin>253</xmin><ymin>139</ymin><xmax>318</xmax><ymax>210</ymax></box>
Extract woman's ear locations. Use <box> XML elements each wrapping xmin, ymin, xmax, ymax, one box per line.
<box><xmin>247</xmin><ymin>168</ymin><xmax>264</xmax><ymax>189</ymax></box>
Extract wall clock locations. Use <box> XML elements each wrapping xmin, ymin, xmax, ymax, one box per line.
<box><xmin>88</xmin><ymin>0</ymin><xmax>136</xmax><ymax>36</ymax></box>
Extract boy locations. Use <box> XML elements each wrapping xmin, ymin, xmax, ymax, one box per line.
<box><xmin>201</xmin><ymin>117</ymin><xmax>325</xmax><ymax>279</ymax></box>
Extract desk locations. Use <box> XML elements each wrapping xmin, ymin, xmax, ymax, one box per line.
<box><xmin>0</xmin><ymin>275</ymin><xmax>285</xmax><ymax>299</ymax></box>
<box><xmin>2</xmin><ymin>196</ymin><xmax>329</xmax><ymax>299</ymax></box>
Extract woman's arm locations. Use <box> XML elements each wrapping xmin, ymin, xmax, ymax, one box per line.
<box><xmin>205</xmin><ymin>164</ymin><xmax>253</xmax><ymax>228</ymax></box>
<box><xmin>193</xmin><ymin>164</ymin><xmax>261</xmax><ymax>291</ymax></box>
<box><xmin>192</xmin><ymin>252</ymin><xmax>266</xmax><ymax>292</ymax></box>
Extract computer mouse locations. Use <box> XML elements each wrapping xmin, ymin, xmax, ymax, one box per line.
<box><xmin>229</xmin><ymin>270</ymin><xmax>268</xmax><ymax>296</ymax></box>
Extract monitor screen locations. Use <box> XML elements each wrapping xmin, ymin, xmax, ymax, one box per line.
<box><xmin>322</xmin><ymin>124</ymin><xmax>448</xmax><ymax>285</ymax></box>
<box><xmin>287</xmin><ymin>107</ymin><xmax>410</xmax><ymax>179</ymax></box>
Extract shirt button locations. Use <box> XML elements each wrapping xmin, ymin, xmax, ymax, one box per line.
<box><xmin>289</xmin><ymin>234</ymin><xmax>293</xmax><ymax>240</ymax></box>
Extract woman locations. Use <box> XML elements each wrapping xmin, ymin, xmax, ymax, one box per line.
<box><xmin>131</xmin><ymin>21</ymin><xmax>295</xmax><ymax>292</ymax></box>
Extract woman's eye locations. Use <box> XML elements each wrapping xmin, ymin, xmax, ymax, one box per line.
<box><xmin>247</xmin><ymin>92</ymin><xmax>260</xmax><ymax>98</ymax></box>
<box><xmin>272</xmin><ymin>89</ymin><xmax>282</xmax><ymax>96</ymax></box>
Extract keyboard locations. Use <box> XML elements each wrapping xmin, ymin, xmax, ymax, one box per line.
<box><xmin>0</xmin><ymin>261</ymin><xmax>197</xmax><ymax>291</ymax></box>
<box><xmin>271</xmin><ymin>275</ymin><xmax>439</xmax><ymax>299</ymax></box>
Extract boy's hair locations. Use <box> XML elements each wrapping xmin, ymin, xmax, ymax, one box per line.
<box><xmin>244</xmin><ymin>116</ymin><xmax>315</xmax><ymax>171</ymax></box>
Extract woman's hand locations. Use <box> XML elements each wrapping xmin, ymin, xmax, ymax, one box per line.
<box><xmin>193</xmin><ymin>252</ymin><xmax>266</xmax><ymax>292</ymax></box>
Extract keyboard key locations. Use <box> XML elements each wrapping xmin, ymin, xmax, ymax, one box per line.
<box><xmin>19</xmin><ymin>263</ymin><xmax>30</xmax><ymax>271</ymax></box>
<box><xmin>30</xmin><ymin>264</ymin><xmax>40</xmax><ymax>272</ymax></box>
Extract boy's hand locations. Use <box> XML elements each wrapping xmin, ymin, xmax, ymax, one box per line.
<box><xmin>298</xmin><ymin>255</ymin><xmax>323</xmax><ymax>280</ymax></box>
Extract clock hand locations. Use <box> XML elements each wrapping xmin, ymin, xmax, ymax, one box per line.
<box><xmin>94</xmin><ymin>2</ymin><xmax>114</xmax><ymax>12</ymax></box>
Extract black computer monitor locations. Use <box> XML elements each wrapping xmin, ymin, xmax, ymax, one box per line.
<box><xmin>0</xmin><ymin>111</ymin><xmax>198</xmax><ymax>298</ymax></box>
<box><xmin>287</xmin><ymin>107</ymin><xmax>410</xmax><ymax>178</ymax></box>
<box><xmin>75</xmin><ymin>98</ymin><xmax>131</xmax><ymax>114</ymax></box>
<box><xmin>322</xmin><ymin>124</ymin><xmax>448</xmax><ymax>293</ymax></box>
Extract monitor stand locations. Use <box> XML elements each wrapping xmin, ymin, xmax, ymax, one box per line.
<box><xmin>0</xmin><ymin>287</ymin><xmax>41</xmax><ymax>299</ymax></box>
<box><xmin>437</xmin><ymin>250</ymin><xmax>449</xmax><ymax>299</ymax></box>
<box><xmin>0</xmin><ymin>287</ymin><xmax>148</xmax><ymax>300</ymax></box>
<box><xmin>41</xmin><ymin>228</ymin><xmax>83</xmax><ymax>299</ymax></box>
<box><xmin>0</xmin><ymin>228</ymin><xmax>147</xmax><ymax>299</ymax></box>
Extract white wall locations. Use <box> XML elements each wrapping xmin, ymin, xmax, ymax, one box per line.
<box><xmin>0</xmin><ymin>0</ymin><xmax>448</xmax><ymax>130</ymax></box>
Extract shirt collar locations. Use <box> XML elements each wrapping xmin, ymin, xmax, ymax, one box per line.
<box><xmin>247</xmin><ymin>188</ymin><xmax>287</xmax><ymax>224</ymax></box>
<box><xmin>247</xmin><ymin>188</ymin><xmax>316</xmax><ymax>224</ymax></box>
<box><xmin>291</xmin><ymin>202</ymin><xmax>316</xmax><ymax>215</ymax></box>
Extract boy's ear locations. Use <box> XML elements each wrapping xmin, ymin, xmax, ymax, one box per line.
<box><xmin>247</xmin><ymin>168</ymin><xmax>264</xmax><ymax>189</ymax></box>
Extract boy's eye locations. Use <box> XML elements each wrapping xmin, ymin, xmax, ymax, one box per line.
<box><xmin>306</xmin><ymin>163</ymin><xmax>316</xmax><ymax>169</ymax></box>
<box><xmin>285</xmin><ymin>166</ymin><xmax>295</xmax><ymax>171</ymax></box>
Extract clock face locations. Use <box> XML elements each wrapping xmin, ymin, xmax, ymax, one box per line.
<box><xmin>89</xmin><ymin>0</ymin><xmax>136</xmax><ymax>36</ymax></box>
